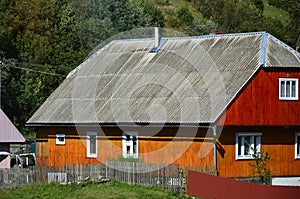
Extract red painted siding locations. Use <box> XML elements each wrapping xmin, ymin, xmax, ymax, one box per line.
<box><xmin>218</xmin><ymin>69</ymin><xmax>300</xmax><ymax>126</ymax></box>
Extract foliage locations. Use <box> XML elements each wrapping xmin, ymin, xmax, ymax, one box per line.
<box><xmin>0</xmin><ymin>0</ymin><xmax>165</xmax><ymax>138</ymax></box>
<box><xmin>0</xmin><ymin>181</ymin><xmax>192</xmax><ymax>199</ymax></box>
<box><xmin>177</xmin><ymin>7</ymin><xmax>194</xmax><ymax>27</ymax></box>
<box><xmin>249</xmin><ymin>148</ymin><xmax>272</xmax><ymax>185</ymax></box>
<box><xmin>0</xmin><ymin>0</ymin><xmax>299</xmax><ymax>139</ymax></box>
<box><xmin>184</xmin><ymin>19</ymin><xmax>216</xmax><ymax>36</ymax></box>
<box><xmin>110</xmin><ymin>156</ymin><xmax>142</xmax><ymax>162</ymax></box>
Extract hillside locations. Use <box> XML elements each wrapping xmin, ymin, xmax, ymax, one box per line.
<box><xmin>0</xmin><ymin>0</ymin><xmax>298</xmax><ymax>138</ymax></box>
<box><xmin>134</xmin><ymin>0</ymin><xmax>297</xmax><ymax>49</ymax></box>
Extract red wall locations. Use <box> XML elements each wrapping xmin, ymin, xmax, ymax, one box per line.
<box><xmin>187</xmin><ymin>170</ymin><xmax>300</xmax><ymax>199</ymax></box>
<box><xmin>218</xmin><ymin>69</ymin><xmax>300</xmax><ymax>126</ymax></box>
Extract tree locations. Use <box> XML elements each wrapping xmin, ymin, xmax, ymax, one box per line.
<box><xmin>198</xmin><ymin>0</ymin><xmax>263</xmax><ymax>33</ymax></box>
<box><xmin>286</xmin><ymin>0</ymin><xmax>300</xmax><ymax>51</ymax></box>
<box><xmin>0</xmin><ymin>0</ymin><xmax>168</xmax><ymax>138</ymax></box>
<box><xmin>184</xmin><ymin>19</ymin><xmax>216</xmax><ymax>36</ymax></box>
<box><xmin>134</xmin><ymin>0</ymin><xmax>165</xmax><ymax>27</ymax></box>
<box><xmin>177</xmin><ymin>7</ymin><xmax>194</xmax><ymax>27</ymax></box>
<box><xmin>249</xmin><ymin>148</ymin><xmax>272</xmax><ymax>184</ymax></box>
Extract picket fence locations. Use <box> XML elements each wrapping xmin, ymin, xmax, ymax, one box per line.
<box><xmin>0</xmin><ymin>162</ymin><xmax>185</xmax><ymax>192</ymax></box>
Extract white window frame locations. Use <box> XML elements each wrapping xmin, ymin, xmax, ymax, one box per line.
<box><xmin>86</xmin><ymin>132</ymin><xmax>97</xmax><ymax>158</ymax></box>
<box><xmin>279</xmin><ymin>78</ymin><xmax>298</xmax><ymax>100</ymax></box>
<box><xmin>295</xmin><ymin>132</ymin><xmax>300</xmax><ymax>159</ymax></box>
<box><xmin>122</xmin><ymin>132</ymin><xmax>138</xmax><ymax>159</ymax></box>
<box><xmin>56</xmin><ymin>134</ymin><xmax>65</xmax><ymax>145</ymax></box>
<box><xmin>236</xmin><ymin>132</ymin><xmax>261</xmax><ymax>160</ymax></box>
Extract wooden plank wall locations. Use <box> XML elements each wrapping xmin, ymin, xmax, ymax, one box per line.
<box><xmin>218</xmin><ymin>69</ymin><xmax>300</xmax><ymax>126</ymax></box>
<box><xmin>217</xmin><ymin>126</ymin><xmax>300</xmax><ymax>178</ymax></box>
<box><xmin>37</xmin><ymin>127</ymin><xmax>214</xmax><ymax>169</ymax></box>
<box><xmin>36</xmin><ymin>125</ymin><xmax>300</xmax><ymax>178</ymax></box>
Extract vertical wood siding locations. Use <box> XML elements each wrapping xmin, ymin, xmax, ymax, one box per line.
<box><xmin>36</xmin><ymin>127</ymin><xmax>213</xmax><ymax>168</ymax></box>
<box><xmin>218</xmin><ymin>69</ymin><xmax>300</xmax><ymax>126</ymax></box>
<box><xmin>217</xmin><ymin>127</ymin><xmax>300</xmax><ymax>177</ymax></box>
<box><xmin>36</xmin><ymin>126</ymin><xmax>300</xmax><ymax>177</ymax></box>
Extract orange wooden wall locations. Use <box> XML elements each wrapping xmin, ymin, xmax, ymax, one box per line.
<box><xmin>36</xmin><ymin>125</ymin><xmax>300</xmax><ymax>178</ymax></box>
<box><xmin>36</xmin><ymin>127</ymin><xmax>214</xmax><ymax>168</ymax></box>
<box><xmin>218</xmin><ymin>69</ymin><xmax>300</xmax><ymax>126</ymax></box>
<box><xmin>217</xmin><ymin>126</ymin><xmax>300</xmax><ymax>178</ymax></box>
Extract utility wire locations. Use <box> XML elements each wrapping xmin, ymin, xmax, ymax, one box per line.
<box><xmin>2</xmin><ymin>63</ymin><xmax>66</xmax><ymax>77</ymax></box>
<box><xmin>12</xmin><ymin>61</ymin><xmax>73</xmax><ymax>69</ymax></box>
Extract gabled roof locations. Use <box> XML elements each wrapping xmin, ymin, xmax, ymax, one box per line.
<box><xmin>0</xmin><ymin>109</ymin><xmax>25</xmax><ymax>143</ymax></box>
<box><xmin>27</xmin><ymin>32</ymin><xmax>300</xmax><ymax>126</ymax></box>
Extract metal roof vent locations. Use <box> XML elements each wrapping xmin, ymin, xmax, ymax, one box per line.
<box><xmin>154</xmin><ymin>27</ymin><xmax>160</xmax><ymax>48</ymax></box>
<box><xmin>149</xmin><ymin>27</ymin><xmax>167</xmax><ymax>53</ymax></box>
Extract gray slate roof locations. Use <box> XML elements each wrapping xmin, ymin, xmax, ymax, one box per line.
<box><xmin>0</xmin><ymin>109</ymin><xmax>25</xmax><ymax>143</ymax></box>
<box><xmin>27</xmin><ymin>32</ymin><xmax>300</xmax><ymax>125</ymax></box>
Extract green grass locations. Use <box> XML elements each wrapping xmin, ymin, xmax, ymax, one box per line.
<box><xmin>264</xmin><ymin>3</ymin><xmax>290</xmax><ymax>22</ymax></box>
<box><xmin>0</xmin><ymin>181</ymin><xmax>192</xmax><ymax>199</ymax></box>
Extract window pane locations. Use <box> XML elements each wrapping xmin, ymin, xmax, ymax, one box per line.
<box><xmin>126</xmin><ymin>135</ymin><xmax>130</xmax><ymax>141</ymax></box>
<box><xmin>297</xmin><ymin>135</ymin><xmax>300</xmax><ymax>156</ymax></box>
<box><xmin>133</xmin><ymin>136</ymin><xmax>137</xmax><ymax>154</ymax></box>
<box><xmin>127</xmin><ymin>146</ymin><xmax>130</xmax><ymax>155</ymax></box>
<box><xmin>292</xmin><ymin>81</ymin><xmax>296</xmax><ymax>97</ymax></box>
<box><xmin>286</xmin><ymin>81</ymin><xmax>290</xmax><ymax>97</ymax></box>
<box><xmin>244</xmin><ymin>136</ymin><xmax>251</xmax><ymax>155</ymax></box>
<box><xmin>238</xmin><ymin>136</ymin><xmax>242</xmax><ymax>156</ymax></box>
<box><xmin>280</xmin><ymin>81</ymin><xmax>285</xmax><ymax>97</ymax></box>
<box><xmin>90</xmin><ymin>135</ymin><xmax>96</xmax><ymax>154</ymax></box>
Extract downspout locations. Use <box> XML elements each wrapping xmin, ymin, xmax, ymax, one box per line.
<box><xmin>213</xmin><ymin>125</ymin><xmax>217</xmax><ymax>172</ymax></box>
<box><xmin>199</xmin><ymin>124</ymin><xmax>218</xmax><ymax>173</ymax></box>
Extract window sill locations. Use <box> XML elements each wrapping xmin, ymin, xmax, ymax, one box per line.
<box><xmin>279</xmin><ymin>98</ymin><xmax>298</xmax><ymax>101</ymax></box>
<box><xmin>236</xmin><ymin>156</ymin><xmax>254</xmax><ymax>160</ymax></box>
<box><xmin>87</xmin><ymin>154</ymin><xmax>97</xmax><ymax>158</ymax></box>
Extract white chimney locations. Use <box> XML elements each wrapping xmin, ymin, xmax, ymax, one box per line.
<box><xmin>154</xmin><ymin>27</ymin><xmax>160</xmax><ymax>48</ymax></box>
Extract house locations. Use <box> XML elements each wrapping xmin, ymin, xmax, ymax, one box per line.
<box><xmin>0</xmin><ymin>108</ymin><xmax>25</xmax><ymax>152</ymax></box>
<box><xmin>0</xmin><ymin>108</ymin><xmax>25</xmax><ymax>168</ymax></box>
<box><xmin>27</xmin><ymin>31</ymin><xmax>300</xmax><ymax>179</ymax></box>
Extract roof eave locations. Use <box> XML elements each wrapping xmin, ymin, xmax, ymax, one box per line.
<box><xmin>26</xmin><ymin>122</ymin><xmax>213</xmax><ymax>128</ymax></box>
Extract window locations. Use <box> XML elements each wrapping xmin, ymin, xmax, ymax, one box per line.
<box><xmin>56</xmin><ymin>134</ymin><xmax>65</xmax><ymax>145</ymax></box>
<box><xmin>236</xmin><ymin>132</ymin><xmax>261</xmax><ymax>160</ymax></box>
<box><xmin>122</xmin><ymin>132</ymin><xmax>138</xmax><ymax>159</ymax></box>
<box><xmin>295</xmin><ymin>133</ymin><xmax>300</xmax><ymax>159</ymax></box>
<box><xmin>87</xmin><ymin>132</ymin><xmax>97</xmax><ymax>158</ymax></box>
<box><xmin>279</xmin><ymin>78</ymin><xmax>298</xmax><ymax>100</ymax></box>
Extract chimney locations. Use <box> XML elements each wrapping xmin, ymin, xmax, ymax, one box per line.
<box><xmin>154</xmin><ymin>27</ymin><xmax>160</xmax><ymax>48</ymax></box>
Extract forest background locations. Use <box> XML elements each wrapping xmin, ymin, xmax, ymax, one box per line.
<box><xmin>0</xmin><ymin>0</ymin><xmax>299</xmax><ymax>138</ymax></box>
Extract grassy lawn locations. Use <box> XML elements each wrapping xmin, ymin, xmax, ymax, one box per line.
<box><xmin>264</xmin><ymin>4</ymin><xmax>290</xmax><ymax>22</ymax></box>
<box><xmin>0</xmin><ymin>181</ymin><xmax>192</xmax><ymax>199</ymax></box>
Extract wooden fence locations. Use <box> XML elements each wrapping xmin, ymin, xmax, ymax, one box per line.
<box><xmin>0</xmin><ymin>162</ymin><xmax>185</xmax><ymax>193</ymax></box>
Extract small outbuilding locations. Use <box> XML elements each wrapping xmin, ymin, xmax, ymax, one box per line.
<box><xmin>0</xmin><ymin>108</ymin><xmax>25</xmax><ymax>168</ymax></box>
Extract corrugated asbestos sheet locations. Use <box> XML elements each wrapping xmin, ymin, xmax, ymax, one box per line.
<box><xmin>266</xmin><ymin>35</ymin><xmax>300</xmax><ymax>67</ymax></box>
<box><xmin>27</xmin><ymin>32</ymin><xmax>300</xmax><ymax>125</ymax></box>
<box><xmin>0</xmin><ymin>109</ymin><xmax>25</xmax><ymax>143</ymax></box>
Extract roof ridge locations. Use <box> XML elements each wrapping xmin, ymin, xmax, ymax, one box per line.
<box><xmin>112</xmin><ymin>31</ymin><xmax>266</xmax><ymax>43</ymax></box>
<box><xmin>260</xmin><ymin>32</ymin><xmax>268</xmax><ymax>66</ymax></box>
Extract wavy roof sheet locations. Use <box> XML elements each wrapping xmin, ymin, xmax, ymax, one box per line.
<box><xmin>27</xmin><ymin>32</ymin><xmax>300</xmax><ymax>125</ymax></box>
<box><xmin>0</xmin><ymin>109</ymin><xmax>25</xmax><ymax>143</ymax></box>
